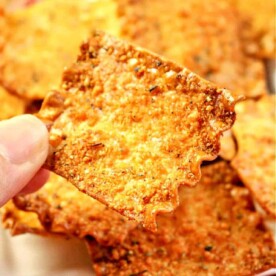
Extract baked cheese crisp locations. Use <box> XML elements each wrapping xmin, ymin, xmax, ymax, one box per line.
<box><xmin>38</xmin><ymin>31</ymin><xmax>237</xmax><ymax>230</ymax></box>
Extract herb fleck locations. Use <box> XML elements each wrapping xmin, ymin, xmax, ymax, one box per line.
<box><xmin>144</xmin><ymin>251</ymin><xmax>152</xmax><ymax>257</ymax></box>
<box><xmin>149</xmin><ymin>85</ymin><xmax>158</xmax><ymax>92</ymax></box>
<box><xmin>32</xmin><ymin>72</ymin><xmax>39</xmax><ymax>82</ymax></box>
<box><xmin>204</xmin><ymin>245</ymin><xmax>213</xmax><ymax>251</ymax></box>
<box><xmin>128</xmin><ymin>270</ymin><xmax>148</xmax><ymax>276</ymax></box>
<box><xmin>156</xmin><ymin>247</ymin><xmax>166</xmax><ymax>255</ymax></box>
<box><xmin>156</xmin><ymin>60</ymin><xmax>162</xmax><ymax>67</ymax></box>
<box><xmin>89</xmin><ymin>51</ymin><xmax>97</xmax><ymax>59</ymax></box>
<box><xmin>236</xmin><ymin>213</ymin><xmax>243</xmax><ymax>219</ymax></box>
<box><xmin>91</xmin><ymin>143</ymin><xmax>104</xmax><ymax>148</ymax></box>
<box><xmin>131</xmin><ymin>240</ymin><xmax>139</xmax><ymax>245</ymax></box>
<box><xmin>194</xmin><ymin>55</ymin><xmax>202</xmax><ymax>63</ymax></box>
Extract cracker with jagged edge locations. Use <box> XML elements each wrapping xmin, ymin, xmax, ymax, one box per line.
<box><xmin>14</xmin><ymin>173</ymin><xmax>137</xmax><ymax>246</ymax></box>
<box><xmin>231</xmin><ymin>95</ymin><xmax>276</xmax><ymax>218</ymax></box>
<box><xmin>1</xmin><ymin>201</ymin><xmax>47</xmax><ymax>236</ymax></box>
<box><xmin>38</xmin><ymin>31</ymin><xmax>237</xmax><ymax>230</ymax></box>
<box><xmin>0</xmin><ymin>86</ymin><xmax>25</xmax><ymax>120</ymax></box>
<box><xmin>0</xmin><ymin>0</ymin><xmax>119</xmax><ymax>99</ymax></box>
<box><xmin>86</xmin><ymin>162</ymin><xmax>276</xmax><ymax>276</ymax></box>
<box><xmin>118</xmin><ymin>0</ymin><xmax>267</xmax><ymax>98</ymax></box>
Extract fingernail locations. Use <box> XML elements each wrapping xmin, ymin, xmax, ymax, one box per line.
<box><xmin>0</xmin><ymin>115</ymin><xmax>49</xmax><ymax>206</ymax></box>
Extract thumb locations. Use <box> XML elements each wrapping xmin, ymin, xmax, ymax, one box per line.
<box><xmin>0</xmin><ymin>114</ymin><xmax>49</xmax><ymax>206</ymax></box>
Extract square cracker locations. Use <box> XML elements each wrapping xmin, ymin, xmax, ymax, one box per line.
<box><xmin>38</xmin><ymin>31</ymin><xmax>237</xmax><ymax>230</ymax></box>
<box><xmin>86</xmin><ymin>162</ymin><xmax>276</xmax><ymax>275</ymax></box>
<box><xmin>231</xmin><ymin>95</ymin><xmax>276</xmax><ymax>218</ymax></box>
<box><xmin>0</xmin><ymin>0</ymin><xmax>119</xmax><ymax>99</ymax></box>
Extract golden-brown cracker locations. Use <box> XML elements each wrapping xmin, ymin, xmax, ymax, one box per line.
<box><xmin>14</xmin><ymin>173</ymin><xmax>137</xmax><ymax>246</ymax></box>
<box><xmin>1</xmin><ymin>201</ymin><xmax>47</xmax><ymax>236</ymax></box>
<box><xmin>219</xmin><ymin>130</ymin><xmax>236</xmax><ymax>161</ymax></box>
<box><xmin>118</xmin><ymin>0</ymin><xmax>267</xmax><ymax>98</ymax></box>
<box><xmin>87</xmin><ymin>162</ymin><xmax>276</xmax><ymax>276</ymax></box>
<box><xmin>38</xmin><ymin>31</ymin><xmax>237</xmax><ymax>231</ymax></box>
<box><xmin>0</xmin><ymin>0</ymin><xmax>119</xmax><ymax>100</ymax></box>
<box><xmin>232</xmin><ymin>0</ymin><xmax>275</xmax><ymax>59</ymax></box>
<box><xmin>0</xmin><ymin>86</ymin><xmax>25</xmax><ymax>120</ymax></box>
<box><xmin>231</xmin><ymin>95</ymin><xmax>276</xmax><ymax>218</ymax></box>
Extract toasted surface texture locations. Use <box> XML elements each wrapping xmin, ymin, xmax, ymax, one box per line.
<box><xmin>38</xmin><ymin>31</ymin><xmax>236</xmax><ymax>230</ymax></box>
<box><xmin>231</xmin><ymin>96</ymin><xmax>276</xmax><ymax>218</ymax></box>
<box><xmin>87</xmin><ymin>162</ymin><xmax>276</xmax><ymax>276</ymax></box>
<box><xmin>1</xmin><ymin>201</ymin><xmax>46</xmax><ymax>236</ymax></box>
<box><xmin>0</xmin><ymin>0</ymin><xmax>119</xmax><ymax>99</ymax></box>
<box><xmin>14</xmin><ymin>173</ymin><xmax>136</xmax><ymax>246</ymax></box>
<box><xmin>118</xmin><ymin>0</ymin><xmax>267</xmax><ymax>98</ymax></box>
<box><xmin>0</xmin><ymin>86</ymin><xmax>25</xmax><ymax>119</ymax></box>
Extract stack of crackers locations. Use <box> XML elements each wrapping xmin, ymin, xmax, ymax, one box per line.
<box><xmin>0</xmin><ymin>0</ymin><xmax>275</xmax><ymax>275</ymax></box>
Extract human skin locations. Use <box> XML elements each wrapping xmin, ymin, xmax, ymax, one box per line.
<box><xmin>0</xmin><ymin>115</ymin><xmax>49</xmax><ymax>206</ymax></box>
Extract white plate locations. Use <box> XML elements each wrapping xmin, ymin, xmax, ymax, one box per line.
<box><xmin>0</xmin><ymin>226</ymin><xmax>94</xmax><ymax>276</ymax></box>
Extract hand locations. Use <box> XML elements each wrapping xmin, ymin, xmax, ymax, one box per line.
<box><xmin>0</xmin><ymin>115</ymin><xmax>49</xmax><ymax>207</ymax></box>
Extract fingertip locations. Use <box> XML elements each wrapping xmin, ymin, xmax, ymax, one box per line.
<box><xmin>0</xmin><ymin>114</ymin><xmax>49</xmax><ymax>164</ymax></box>
<box><xmin>18</xmin><ymin>169</ymin><xmax>50</xmax><ymax>195</ymax></box>
<box><xmin>0</xmin><ymin>115</ymin><xmax>49</xmax><ymax>206</ymax></box>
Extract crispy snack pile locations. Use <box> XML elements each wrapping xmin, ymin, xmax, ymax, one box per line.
<box><xmin>0</xmin><ymin>0</ymin><xmax>119</xmax><ymax>99</ymax></box>
<box><xmin>118</xmin><ymin>0</ymin><xmax>267</xmax><ymax>98</ymax></box>
<box><xmin>13</xmin><ymin>173</ymin><xmax>137</xmax><ymax>246</ymax></box>
<box><xmin>38</xmin><ymin>31</ymin><xmax>236</xmax><ymax>230</ymax></box>
<box><xmin>230</xmin><ymin>0</ymin><xmax>275</xmax><ymax>59</ymax></box>
<box><xmin>232</xmin><ymin>95</ymin><xmax>276</xmax><ymax>218</ymax></box>
<box><xmin>87</xmin><ymin>162</ymin><xmax>276</xmax><ymax>275</ymax></box>
<box><xmin>1</xmin><ymin>201</ymin><xmax>47</xmax><ymax>236</ymax></box>
<box><xmin>0</xmin><ymin>0</ymin><xmax>275</xmax><ymax>275</ymax></box>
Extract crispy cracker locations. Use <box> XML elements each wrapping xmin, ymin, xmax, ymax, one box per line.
<box><xmin>38</xmin><ymin>31</ymin><xmax>237</xmax><ymax>230</ymax></box>
<box><xmin>219</xmin><ymin>130</ymin><xmax>236</xmax><ymax>161</ymax></box>
<box><xmin>1</xmin><ymin>201</ymin><xmax>47</xmax><ymax>236</ymax></box>
<box><xmin>0</xmin><ymin>0</ymin><xmax>119</xmax><ymax>100</ymax></box>
<box><xmin>118</xmin><ymin>0</ymin><xmax>267</xmax><ymax>98</ymax></box>
<box><xmin>86</xmin><ymin>162</ymin><xmax>276</xmax><ymax>275</ymax></box>
<box><xmin>14</xmin><ymin>173</ymin><xmax>137</xmax><ymax>246</ymax></box>
<box><xmin>0</xmin><ymin>85</ymin><xmax>25</xmax><ymax>120</ymax></box>
<box><xmin>231</xmin><ymin>95</ymin><xmax>276</xmax><ymax>218</ymax></box>
<box><xmin>231</xmin><ymin>0</ymin><xmax>276</xmax><ymax>59</ymax></box>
